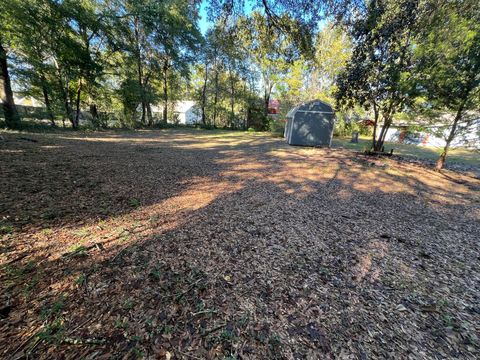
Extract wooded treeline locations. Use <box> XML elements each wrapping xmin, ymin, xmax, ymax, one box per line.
<box><xmin>1</xmin><ymin>0</ymin><xmax>479</xmax><ymax>168</ymax></box>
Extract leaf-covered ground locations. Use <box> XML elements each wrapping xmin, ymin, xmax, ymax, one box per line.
<box><xmin>1</xmin><ymin>129</ymin><xmax>479</xmax><ymax>359</ymax></box>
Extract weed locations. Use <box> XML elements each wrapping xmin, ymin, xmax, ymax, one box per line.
<box><xmin>129</xmin><ymin>198</ymin><xmax>141</xmax><ymax>208</ymax></box>
<box><xmin>40</xmin><ymin>228</ymin><xmax>53</xmax><ymax>236</ymax></box>
<box><xmin>0</xmin><ymin>224</ymin><xmax>14</xmax><ymax>235</ymax></box>
<box><xmin>36</xmin><ymin>318</ymin><xmax>65</xmax><ymax>344</ymax></box>
<box><xmin>123</xmin><ymin>299</ymin><xmax>134</xmax><ymax>310</ymax></box>
<box><xmin>130</xmin><ymin>335</ymin><xmax>142</xmax><ymax>342</ymax></box>
<box><xmin>149</xmin><ymin>214</ymin><xmax>160</xmax><ymax>225</ymax></box>
<box><xmin>40</xmin><ymin>295</ymin><xmax>65</xmax><ymax>320</ymax></box>
<box><xmin>219</xmin><ymin>329</ymin><xmax>236</xmax><ymax>342</ymax></box>
<box><xmin>132</xmin><ymin>347</ymin><xmax>144</xmax><ymax>358</ymax></box>
<box><xmin>149</xmin><ymin>268</ymin><xmax>161</xmax><ymax>280</ymax></box>
<box><xmin>67</xmin><ymin>245</ymin><xmax>89</xmax><ymax>258</ymax></box>
<box><xmin>115</xmin><ymin>319</ymin><xmax>129</xmax><ymax>330</ymax></box>
<box><xmin>75</xmin><ymin>273</ymin><xmax>87</xmax><ymax>286</ymax></box>
<box><xmin>23</xmin><ymin>276</ymin><xmax>40</xmax><ymax>298</ymax></box>
<box><xmin>442</xmin><ymin>314</ymin><xmax>454</xmax><ymax>327</ymax></box>
<box><xmin>72</xmin><ymin>228</ymin><xmax>91</xmax><ymax>239</ymax></box>
<box><xmin>161</xmin><ymin>324</ymin><xmax>173</xmax><ymax>334</ymax></box>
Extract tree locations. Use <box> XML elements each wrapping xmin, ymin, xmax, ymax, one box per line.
<box><xmin>238</xmin><ymin>11</ymin><xmax>300</xmax><ymax>117</ymax></box>
<box><xmin>414</xmin><ymin>2</ymin><xmax>480</xmax><ymax>169</ymax></box>
<box><xmin>335</xmin><ymin>0</ymin><xmax>422</xmax><ymax>152</ymax></box>
<box><xmin>308</xmin><ymin>23</ymin><xmax>351</xmax><ymax>102</ymax></box>
<box><xmin>0</xmin><ymin>4</ymin><xmax>21</xmax><ymax>128</ymax></box>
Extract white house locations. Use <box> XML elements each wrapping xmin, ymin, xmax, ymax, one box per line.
<box><xmin>383</xmin><ymin>118</ymin><xmax>480</xmax><ymax>149</ymax></box>
<box><xmin>171</xmin><ymin>101</ymin><xmax>201</xmax><ymax>125</ymax></box>
<box><xmin>150</xmin><ymin>100</ymin><xmax>201</xmax><ymax>125</ymax></box>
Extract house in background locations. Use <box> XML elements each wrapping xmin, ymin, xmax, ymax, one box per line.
<box><xmin>150</xmin><ymin>100</ymin><xmax>201</xmax><ymax>125</ymax></box>
<box><xmin>383</xmin><ymin>116</ymin><xmax>480</xmax><ymax>149</ymax></box>
<box><xmin>171</xmin><ymin>101</ymin><xmax>201</xmax><ymax>125</ymax></box>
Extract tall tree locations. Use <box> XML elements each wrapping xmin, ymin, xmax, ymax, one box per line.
<box><xmin>415</xmin><ymin>2</ymin><xmax>480</xmax><ymax>169</ymax></box>
<box><xmin>0</xmin><ymin>4</ymin><xmax>21</xmax><ymax>128</ymax></box>
<box><xmin>335</xmin><ymin>0</ymin><xmax>422</xmax><ymax>152</ymax></box>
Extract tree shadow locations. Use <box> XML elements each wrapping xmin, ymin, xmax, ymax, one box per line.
<box><xmin>1</xmin><ymin>129</ymin><xmax>479</xmax><ymax>359</ymax></box>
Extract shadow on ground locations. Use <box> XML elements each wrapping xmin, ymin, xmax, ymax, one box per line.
<box><xmin>1</xmin><ymin>129</ymin><xmax>479</xmax><ymax>359</ymax></box>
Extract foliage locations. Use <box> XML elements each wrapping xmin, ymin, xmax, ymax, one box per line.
<box><xmin>413</xmin><ymin>0</ymin><xmax>480</xmax><ymax>168</ymax></box>
<box><xmin>335</xmin><ymin>0</ymin><xmax>424</xmax><ymax>152</ymax></box>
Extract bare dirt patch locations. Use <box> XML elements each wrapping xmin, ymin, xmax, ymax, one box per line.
<box><xmin>1</xmin><ymin>129</ymin><xmax>479</xmax><ymax>359</ymax></box>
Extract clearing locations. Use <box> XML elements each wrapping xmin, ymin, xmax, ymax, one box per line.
<box><xmin>1</xmin><ymin>129</ymin><xmax>479</xmax><ymax>359</ymax></box>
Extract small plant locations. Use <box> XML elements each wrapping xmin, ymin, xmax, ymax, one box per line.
<box><xmin>0</xmin><ymin>224</ymin><xmax>14</xmax><ymax>235</ymax></box>
<box><xmin>23</xmin><ymin>276</ymin><xmax>40</xmax><ymax>298</ymax></box>
<box><xmin>40</xmin><ymin>295</ymin><xmax>65</xmax><ymax>320</ymax></box>
<box><xmin>36</xmin><ymin>318</ymin><xmax>65</xmax><ymax>344</ymax></box>
<box><xmin>73</xmin><ymin>227</ymin><xmax>91</xmax><ymax>239</ymax></box>
<box><xmin>442</xmin><ymin>314</ymin><xmax>454</xmax><ymax>327</ymax></box>
<box><xmin>149</xmin><ymin>268</ymin><xmax>161</xmax><ymax>280</ymax></box>
<box><xmin>123</xmin><ymin>299</ymin><xmax>134</xmax><ymax>310</ymax></box>
<box><xmin>129</xmin><ymin>198</ymin><xmax>141</xmax><ymax>207</ymax></box>
<box><xmin>67</xmin><ymin>245</ymin><xmax>89</xmax><ymax>258</ymax></box>
<box><xmin>114</xmin><ymin>318</ymin><xmax>129</xmax><ymax>330</ymax></box>
<box><xmin>132</xmin><ymin>347</ymin><xmax>144</xmax><ymax>358</ymax></box>
<box><xmin>40</xmin><ymin>228</ymin><xmax>53</xmax><ymax>236</ymax></box>
<box><xmin>75</xmin><ymin>273</ymin><xmax>87</xmax><ymax>286</ymax></box>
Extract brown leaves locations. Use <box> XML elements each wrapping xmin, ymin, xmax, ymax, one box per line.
<box><xmin>1</xmin><ymin>130</ymin><xmax>479</xmax><ymax>359</ymax></box>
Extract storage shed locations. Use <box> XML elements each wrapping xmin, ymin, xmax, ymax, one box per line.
<box><xmin>284</xmin><ymin>100</ymin><xmax>335</xmax><ymax>146</ymax></box>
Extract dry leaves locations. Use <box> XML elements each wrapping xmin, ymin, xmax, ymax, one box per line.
<box><xmin>0</xmin><ymin>129</ymin><xmax>479</xmax><ymax>359</ymax></box>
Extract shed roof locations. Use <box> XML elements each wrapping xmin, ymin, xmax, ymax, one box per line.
<box><xmin>287</xmin><ymin>100</ymin><xmax>334</xmax><ymax>118</ymax></box>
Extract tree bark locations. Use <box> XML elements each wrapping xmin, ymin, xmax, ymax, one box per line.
<box><xmin>134</xmin><ymin>16</ymin><xmax>146</xmax><ymax>124</ymax></box>
<box><xmin>213</xmin><ymin>68</ymin><xmax>219</xmax><ymax>127</ymax></box>
<box><xmin>147</xmin><ymin>102</ymin><xmax>153</xmax><ymax>126</ymax></box>
<box><xmin>201</xmin><ymin>61</ymin><xmax>208</xmax><ymax>125</ymax></box>
<box><xmin>41</xmin><ymin>82</ymin><xmax>55</xmax><ymax>127</ymax></box>
<box><xmin>89</xmin><ymin>103</ymin><xmax>99</xmax><ymax>127</ymax></box>
<box><xmin>163</xmin><ymin>60</ymin><xmax>168</xmax><ymax>124</ymax></box>
<box><xmin>264</xmin><ymin>80</ymin><xmax>273</xmax><ymax>117</ymax></box>
<box><xmin>436</xmin><ymin>100</ymin><xmax>466</xmax><ymax>170</ymax></box>
<box><xmin>74</xmin><ymin>79</ymin><xmax>82</xmax><ymax>128</ymax></box>
<box><xmin>375</xmin><ymin>117</ymin><xmax>392</xmax><ymax>152</ymax></box>
<box><xmin>53</xmin><ymin>59</ymin><xmax>73</xmax><ymax>127</ymax></box>
<box><xmin>0</xmin><ymin>39</ymin><xmax>20</xmax><ymax>128</ymax></box>
<box><xmin>371</xmin><ymin>102</ymin><xmax>379</xmax><ymax>151</ymax></box>
<box><xmin>229</xmin><ymin>66</ymin><xmax>235</xmax><ymax>128</ymax></box>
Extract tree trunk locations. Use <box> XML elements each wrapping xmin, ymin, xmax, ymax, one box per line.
<box><xmin>371</xmin><ymin>102</ymin><xmax>379</xmax><ymax>151</ymax></box>
<box><xmin>0</xmin><ymin>39</ymin><xmax>20</xmax><ymax>128</ymax></box>
<box><xmin>229</xmin><ymin>67</ymin><xmax>235</xmax><ymax>128</ymax></box>
<box><xmin>147</xmin><ymin>102</ymin><xmax>153</xmax><ymax>126</ymax></box>
<box><xmin>89</xmin><ymin>103</ymin><xmax>99</xmax><ymax>127</ymax></box>
<box><xmin>41</xmin><ymin>83</ymin><xmax>55</xmax><ymax>127</ymax></box>
<box><xmin>74</xmin><ymin>79</ymin><xmax>82</xmax><ymax>128</ymax></box>
<box><xmin>213</xmin><ymin>68</ymin><xmax>219</xmax><ymax>127</ymax></box>
<box><xmin>264</xmin><ymin>82</ymin><xmax>272</xmax><ymax>117</ymax></box>
<box><xmin>201</xmin><ymin>61</ymin><xmax>208</xmax><ymax>125</ymax></box>
<box><xmin>163</xmin><ymin>60</ymin><xmax>168</xmax><ymax>124</ymax></box>
<box><xmin>436</xmin><ymin>101</ymin><xmax>466</xmax><ymax>170</ymax></box>
<box><xmin>134</xmin><ymin>16</ymin><xmax>146</xmax><ymax>124</ymax></box>
<box><xmin>375</xmin><ymin>117</ymin><xmax>392</xmax><ymax>152</ymax></box>
<box><xmin>53</xmin><ymin>59</ymin><xmax>73</xmax><ymax>127</ymax></box>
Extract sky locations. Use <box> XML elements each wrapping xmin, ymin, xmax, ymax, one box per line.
<box><xmin>198</xmin><ymin>0</ymin><xmax>256</xmax><ymax>35</ymax></box>
<box><xmin>198</xmin><ymin>1</ymin><xmax>212</xmax><ymax>35</ymax></box>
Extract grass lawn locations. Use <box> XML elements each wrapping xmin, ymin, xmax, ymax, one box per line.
<box><xmin>1</xmin><ymin>129</ymin><xmax>479</xmax><ymax>359</ymax></box>
<box><xmin>332</xmin><ymin>136</ymin><xmax>480</xmax><ymax>169</ymax></box>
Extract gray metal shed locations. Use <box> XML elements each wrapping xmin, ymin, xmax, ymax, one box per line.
<box><xmin>284</xmin><ymin>100</ymin><xmax>335</xmax><ymax>146</ymax></box>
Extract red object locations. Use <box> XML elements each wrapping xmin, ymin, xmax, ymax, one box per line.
<box><xmin>360</xmin><ymin>119</ymin><xmax>375</xmax><ymax>127</ymax></box>
<box><xmin>268</xmin><ymin>100</ymin><xmax>280</xmax><ymax>114</ymax></box>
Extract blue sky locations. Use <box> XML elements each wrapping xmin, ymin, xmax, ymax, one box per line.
<box><xmin>198</xmin><ymin>1</ymin><xmax>212</xmax><ymax>34</ymax></box>
<box><xmin>198</xmin><ymin>0</ymin><xmax>256</xmax><ymax>34</ymax></box>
